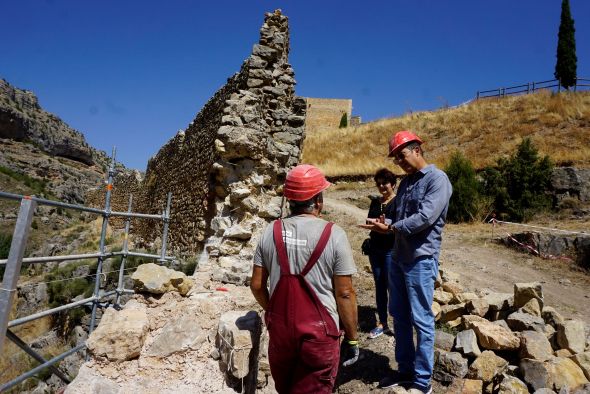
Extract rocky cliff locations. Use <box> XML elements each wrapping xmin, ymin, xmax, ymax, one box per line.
<box><xmin>0</xmin><ymin>78</ymin><xmax>113</xmax><ymax>203</ymax></box>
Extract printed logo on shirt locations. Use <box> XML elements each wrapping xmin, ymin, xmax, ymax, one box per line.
<box><xmin>281</xmin><ymin>230</ymin><xmax>308</xmax><ymax>246</ymax></box>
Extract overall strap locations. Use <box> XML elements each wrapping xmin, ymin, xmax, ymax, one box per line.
<box><xmin>301</xmin><ymin>222</ymin><xmax>333</xmax><ymax>276</ymax></box>
<box><xmin>273</xmin><ymin>219</ymin><xmax>291</xmax><ymax>274</ymax></box>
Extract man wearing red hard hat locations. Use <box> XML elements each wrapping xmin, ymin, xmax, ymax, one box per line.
<box><xmin>250</xmin><ymin>164</ymin><xmax>359</xmax><ymax>394</ymax></box>
<box><xmin>361</xmin><ymin>131</ymin><xmax>452</xmax><ymax>394</ymax></box>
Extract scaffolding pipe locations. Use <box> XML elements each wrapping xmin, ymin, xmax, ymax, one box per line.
<box><xmin>8</xmin><ymin>296</ymin><xmax>97</xmax><ymax>328</ymax></box>
<box><xmin>159</xmin><ymin>192</ymin><xmax>172</xmax><ymax>265</ymax></box>
<box><xmin>0</xmin><ymin>197</ymin><xmax>37</xmax><ymax>353</ymax></box>
<box><xmin>0</xmin><ymin>252</ymin><xmax>117</xmax><ymax>267</ymax></box>
<box><xmin>116</xmin><ymin>195</ymin><xmax>133</xmax><ymax>304</ymax></box>
<box><xmin>0</xmin><ymin>343</ymin><xmax>86</xmax><ymax>392</ymax></box>
<box><xmin>6</xmin><ymin>329</ymin><xmax>71</xmax><ymax>384</ymax></box>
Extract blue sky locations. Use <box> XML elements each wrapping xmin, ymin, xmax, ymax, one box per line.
<box><xmin>2</xmin><ymin>1</ymin><xmax>589</xmax><ymax>170</ymax></box>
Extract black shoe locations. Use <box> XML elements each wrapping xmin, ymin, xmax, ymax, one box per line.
<box><xmin>408</xmin><ymin>383</ymin><xmax>432</xmax><ymax>394</ymax></box>
<box><xmin>378</xmin><ymin>371</ymin><xmax>414</xmax><ymax>389</ymax></box>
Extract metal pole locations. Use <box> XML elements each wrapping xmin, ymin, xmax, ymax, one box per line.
<box><xmin>116</xmin><ymin>194</ymin><xmax>133</xmax><ymax>305</ymax></box>
<box><xmin>0</xmin><ymin>343</ymin><xmax>85</xmax><ymax>392</ymax></box>
<box><xmin>89</xmin><ymin>147</ymin><xmax>116</xmax><ymax>338</ymax></box>
<box><xmin>6</xmin><ymin>329</ymin><xmax>71</xmax><ymax>384</ymax></box>
<box><xmin>159</xmin><ymin>192</ymin><xmax>172</xmax><ymax>265</ymax></box>
<box><xmin>0</xmin><ymin>197</ymin><xmax>36</xmax><ymax>354</ymax></box>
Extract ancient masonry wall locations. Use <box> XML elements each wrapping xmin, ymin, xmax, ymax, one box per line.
<box><xmin>89</xmin><ymin>10</ymin><xmax>306</xmax><ymax>283</ymax></box>
<box><xmin>304</xmin><ymin>97</ymin><xmax>352</xmax><ymax>133</ymax></box>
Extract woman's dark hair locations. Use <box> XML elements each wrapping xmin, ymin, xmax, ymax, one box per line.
<box><xmin>373</xmin><ymin>168</ymin><xmax>397</xmax><ymax>185</ymax></box>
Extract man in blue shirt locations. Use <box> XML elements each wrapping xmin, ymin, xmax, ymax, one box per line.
<box><xmin>361</xmin><ymin>130</ymin><xmax>452</xmax><ymax>394</ymax></box>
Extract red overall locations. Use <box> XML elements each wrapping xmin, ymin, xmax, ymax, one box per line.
<box><xmin>265</xmin><ymin>219</ymin><xmax>341</xmax><ymax>394</ymax></box>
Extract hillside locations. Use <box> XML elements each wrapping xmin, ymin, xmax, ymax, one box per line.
<box><xmin>302</xmin><ymin>91</ymin><xmax>590</xmax><ymax>177</ymax></box>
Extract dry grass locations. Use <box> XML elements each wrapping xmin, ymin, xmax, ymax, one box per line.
<box><xmin>302</xmin><ymin>91</ymin><xmax>590</xmax><ymax>177</ymax></box>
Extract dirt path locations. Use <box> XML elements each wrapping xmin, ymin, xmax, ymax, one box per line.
<box><xmin>323</xmin><ymin>195</ymin><xmax>590</xmax><ymax>393</ymax></box>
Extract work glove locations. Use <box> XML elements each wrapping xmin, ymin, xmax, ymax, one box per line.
<box><xmin>341</xmin><ymin>338</ymin><xmax>359</xmax><ymax>367</ymax></box>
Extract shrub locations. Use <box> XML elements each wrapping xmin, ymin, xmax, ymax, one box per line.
<box><xmin>481</xmin><ymin>138</ymin><xmax>553</xmax><ymax>221</ymax></box>
<box><xmin>444</xmin><ymin>151</ymin><xmax>481</xmax><ymax>223</ymax></box>
<box><xmin>339</xmin><ymin>113</ymin><xmax>348</xmax><ymax>128</ymax></box>
<box><xmin>0</xmin><ymin>233</ymin><xmax>11</xmax><ymax>259</ymax></box>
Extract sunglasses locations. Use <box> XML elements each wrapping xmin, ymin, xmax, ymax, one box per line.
<box><xmin>375</xmin><ymin>181</ymin><xmax>391</xmax><ymax>187</ymax></box>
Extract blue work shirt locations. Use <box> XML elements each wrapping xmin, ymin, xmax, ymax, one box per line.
<box><xmin>390</xmin><ymin>164</ymin><xmax>452</xmax><ymax>264</ymax></box>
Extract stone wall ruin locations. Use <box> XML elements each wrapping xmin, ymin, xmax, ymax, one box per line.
<box><xmin>89</xmin><ymin>10</ymin><xmax>306</xmax><ymax>284</ymax></box>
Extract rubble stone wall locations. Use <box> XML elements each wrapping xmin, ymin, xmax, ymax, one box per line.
<box><xmin>304</xmin><ymin>97</ymin><xmax>352</xmax><ymax>133</ymax></box>
<box><xmin>91</xmin><ymin>10</ymin><xmax>306</xmax><ymax>273</ymax></box>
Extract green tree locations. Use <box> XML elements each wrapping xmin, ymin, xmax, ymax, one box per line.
<box><xmin>481</xmin><ymin>138</ymin><xmax>553</xmax><ymax>222</ymax></box>
<box><xmin>444</xmin><ymin>152</ymin><xmax>480</xmax><ymax>223</ymax></box>
<box><xmin>555</xmin><ymin>0</ymin><xmax>577</xmax><ymax>89</ymax></box>
<box><xmin>339</xmin><ymin>113</ymin><xmax>348</xmax><ymax>128</ymax></box>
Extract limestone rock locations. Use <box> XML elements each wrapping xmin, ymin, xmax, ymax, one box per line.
<box><xmin>455</xmin><ymin>329</ymin><xmax>481</xmax><ymax>358</ymax></box>
<box><xmin>557</xmin><ymin>320</ymin><xmax>587</xmax><ymax>354</ymax></box>
<box><xmin>440</xmin><ymin>303</ymin><xmax>465</xmax><ymax>323</ymax></box>
<box><xmin>434</xmin><ymin>289</ymin><xmax>453</xmax><ymax>305</ymax></box>
<box><xmin>216</xmin><ymin>310</ymin><xmax>261</xmax><ymax>379</ymax></box>
<box><xmin>446</xmin><ymin>378</ymin><xmax>483</xmax><ymax>394</ymax></box>
<box><xmin>224</xmin><ymin>224</ymin><xmax>253</xmax><ymax>240</ymax></box>
<box><xmin>131</xmin><ymin>263</ymin><xmax>194</xmax><ymax>296</ymax></box>
<box><xmin>64</xmin><ymin>365</ymin><xmax>121</xmax><ymax>393</ymax></box>
<box><xmin>514</xmin><ymin>282</ymin><xmax>544</xmax><ymax>310</ymax></box>
<box><xmin>571</xmin><ymin>352</ymin><xmax>590</xmax><ymax>380</ymax></box>
<box><xmin>433</xmin><ymin>349</ymin><xmax>468</xmax><ymax>383</ymax></box>
<box><xmin>146</xmin><ymin>313</ymin><xmax>205</xmax><ymax>357</ymax></box>
<box><xmin>465</xmin><ymin>298</ymin><xmax>489</xmax><ymax>317</ymax></box>
<box><xmin>434</xmin><ymin>330</ymin><xmax>455</xmax><ymax>351</ymax></box>
<box><xmin>542</xmin><ymin>307</ymin><xmax>565</xmax><ymax>328</ymax></box>
<box><xmin>546</xmin><ymin>357</ymin><xmax>589</xmax><ymax>392</ymax></box>
<box><xmin>506</xmin><ymin>311</ymin><xmax>546</xmax><ymax>332</ymax></box>
<box><xmin>454</xmin><ymin>292</ymin><xmax>478</xmax><ymax>304</ymax></box>
<box><xmin>483</xmin><ymin>292</ymin><xmax>513</xmax><ymax>311</ymax></box>
<box><xmin>471</xmin><ymin>320</ymin><xmax>520</xmax><ymax>350</ymax></box>
<box><xmin>496</xmin><ymin>374</ymin><xmax>529</xmax><ymax>394</ymax></box>
<box><xmin>442</xmin><ymin>282</ymin><xmax>463</xmax><ymax>296</ymax></box>
<box><xmin>467</xmin><ymin>350</ymin><xmax>509</xmax><ymax>383</ymax></box>
<box><xmin>432</xmin><ymin>301</ymin><xmax>441</xmax><ymax>320</ymax></box>
<box><xmin>520</xmin><ymin>330</ymin><xmax>554</xmax><ymax>361</ymax></box>
<box><xmin>520</xmin><ymin>297</ymin><xmax>542</xmax><ymax>317</ymax></box>
<box><xmin>86</xmin><ymin>306</ymin><xmax>149</xmax><ymax>362</ymax></box>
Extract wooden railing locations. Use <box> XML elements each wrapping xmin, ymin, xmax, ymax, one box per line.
<box><xmin>477</xmin><ymin>77</ymin><xmax>590</xmax><ymax>99</ymax></box>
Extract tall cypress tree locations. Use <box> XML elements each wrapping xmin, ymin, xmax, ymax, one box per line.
<box><xmin>554</xmin><ymin>0</ymin><xmax>577</xmax><ymax>89</ymax></box>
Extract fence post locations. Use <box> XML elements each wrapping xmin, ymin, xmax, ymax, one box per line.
<box><xmin>0</xmin><ymin>197</ymin><xmax>36</xmax><ymax>354</ymax></box>
<box><xmin>116</xmin><ymin>194</ymin><xmax>133</xmax><ymax>305</ymax></box>
<box><xmin>476</xmin><ymin>91</ymin><xmax>480</xmax><ymax>100</ymax></box>
<box><xmin>89</xmin><ymin>148</ymin><xmax>116</xmax><ymax>340</ymax></box>
<box><xmin>532</xmin><ymin>81</ymin><xmax>535</xmax><ymax>92</ymax></box>
<box><xmin>527</xmin><ymin>83</ymin><xmax>530</xmax><ymax>94</ymax></box>
<box><xmin>574</xmin><ymin>78</ymin><xmax>578</xmax><ymax>92</ymax></box>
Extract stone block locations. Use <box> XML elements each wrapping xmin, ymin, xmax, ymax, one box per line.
<box><xmin>131</xmin><ymin>263</ymin><xmax>194</xmax><ymax>296</ymax></box>
<box><xmin>465</xmin><ymin>298</ymin><xmax>489</xmax><ymax>317</ymax></box>
<box><xmin>514</xmin><ymin>282</ymin><xmax>544</xmax><ymax>310</ymax></box>
<box><xmin>455</xmin><ymin>329</ymin><xmax>481</xmax><ymax>358</ymax></box>
<box><xmin>433</xmin><ymin>289</ymin><xmax>453</xmax><ymax>305</ymax></box>
<box><xmin>87</xmin><ymin>306</ymin><xmax>149</xmax><ymax>362</ymax></box>
<box><xmin>570</xmin><ymin>352</ymin><xmax>590</xmax><ymax>380</ymax></box>
<box><xmin>471</xmin><ymin>320</ymin><xmax>520</xmax><ymax>350</ymax></box>
<box><xmin>468</xmin><ymin>350</ymin><xmax>508</xmax><ymax>383</ymax></box>
<box><xmin>216</xmin><ymin>310</ymin><xmax>261</xmax><ymax>379</ymax></box>
<box><xmin>146</xmin><ymin>313</ymin><xmax>206</xmax><ymax>357</ymax></box>
<box><xmin>483</xmin><ymin>292</ymin><xmax>513</xmax><ymax>311</ymax></box>
<box><xmin>435</xmin><ymin>330</ymin><xmax>455</xmax><ymax>351</ymax></box>
<box><xmin>557</xmin><ymin>320</ymin><xmax>587</xmax><ymax>354</ymax></box>
<box><xmin>506</xmin><ymin>312</ymin><xmax>546</xmax><ymax>332</ymax></box>
<box><xmin>433</xmin><ymin>349</ymin><xmax>468</xmax><ymax>383</ymax></box>
<box><xmin>520</xmin><ymin>330</ymin><xmax>554</xmax><ymax>361</ymax></box>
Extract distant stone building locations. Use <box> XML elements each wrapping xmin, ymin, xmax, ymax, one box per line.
<box><xmin>304</xmin><ymin>98</ymin><xmax>354</xmax><ymax>133</ymax></box>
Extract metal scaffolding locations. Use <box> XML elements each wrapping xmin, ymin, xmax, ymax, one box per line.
<box><xmin>0</xmin><ymin>149</ymin><xmax>174</xmax><ymax>392</ymax></box>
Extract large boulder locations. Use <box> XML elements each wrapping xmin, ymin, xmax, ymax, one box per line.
<box><xmin>131</xmin><ymin>263</ymin><xmax>194</xmax><ymax>296</ymax></box>
<box><xmin>506</xmin><ymin>311</ymin><xmax>546</xmax><ymax>332</ymax></box>
<box><xmin>146</xmin><ymin>313</ymin><xmax>206</xmax><ymax>357</ymax></box>
<box><xmin>556</xmin><ymin>320</ymin><xmax>587</xmax><ymax>354</ymax></box>
<box><xmin>455</xmin><ymin>329</ymin><xmax>481</xmax><ymax>358</ymax></box>
<box><xmin>514</xmin><ymin>282</ymin><xmax>544</xmax><ymax>310</ymax></box>
<box><xmin>520</xmin><ymin>330</ymin><xmax>554</xmax><ymax>361</ymax></box>
<box><xmin>216</xmin><ymin>310</ymin><xmax>261</xmax><ymax>379</ymax></box>
<box><xmin>467</xmin><ymin>350</ymin><xmax>509</xmax><ymax>384</ymax></box>
<box><xmin>86</xmin><ymin>303</ymin><xmax>149</xmax><ymax>362</ymax></box>
<box><xmin>571</xmin><ymin>352</ymin><xmax>590</xmax><ymax>380</ymax></box>
<box><xmin>64</xmin><ymin>365</ymin><xmax>120</xmax><ymax>394</ymax></box>
<box><xmin>470</xmin><ymin>320</ymin><xmax>520</xmax><ymax>351</ymax></box>
<box><xmin>433</xmin><ymin>349</ymin><xmax>468</xmax><ymax>383</ymax></box>
<box><xmin>521</xmin><ymin>357</ymin><xmax>589</xmax><ymax>392</ymax></box>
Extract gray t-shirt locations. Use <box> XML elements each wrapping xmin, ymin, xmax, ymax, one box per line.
<box><xmin>253</xmin><ymin>215</ymin><xmax>357</xmax><ymax>328</ymax></box>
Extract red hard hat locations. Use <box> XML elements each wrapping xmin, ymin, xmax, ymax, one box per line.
<box><xmin>284</xmin><ymin>164</ymin><xmax>332</xmax><ymax>201</ymax></box>
<box><xmin>388</xmin><ymin>130</ymin><xmax>423</xmax><ymax>157</ymax></box>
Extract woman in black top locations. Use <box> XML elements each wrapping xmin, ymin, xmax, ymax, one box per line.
<box><xmin>366</xmin><ymin>168</ymin><xmax>397</xmax><ymax>338</ymax></box>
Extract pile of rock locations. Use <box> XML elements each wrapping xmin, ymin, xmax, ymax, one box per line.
<box><xmin>431</xmin><ymin>270</ymin><xmax>590</xmax><ymax>393</ymax></box>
